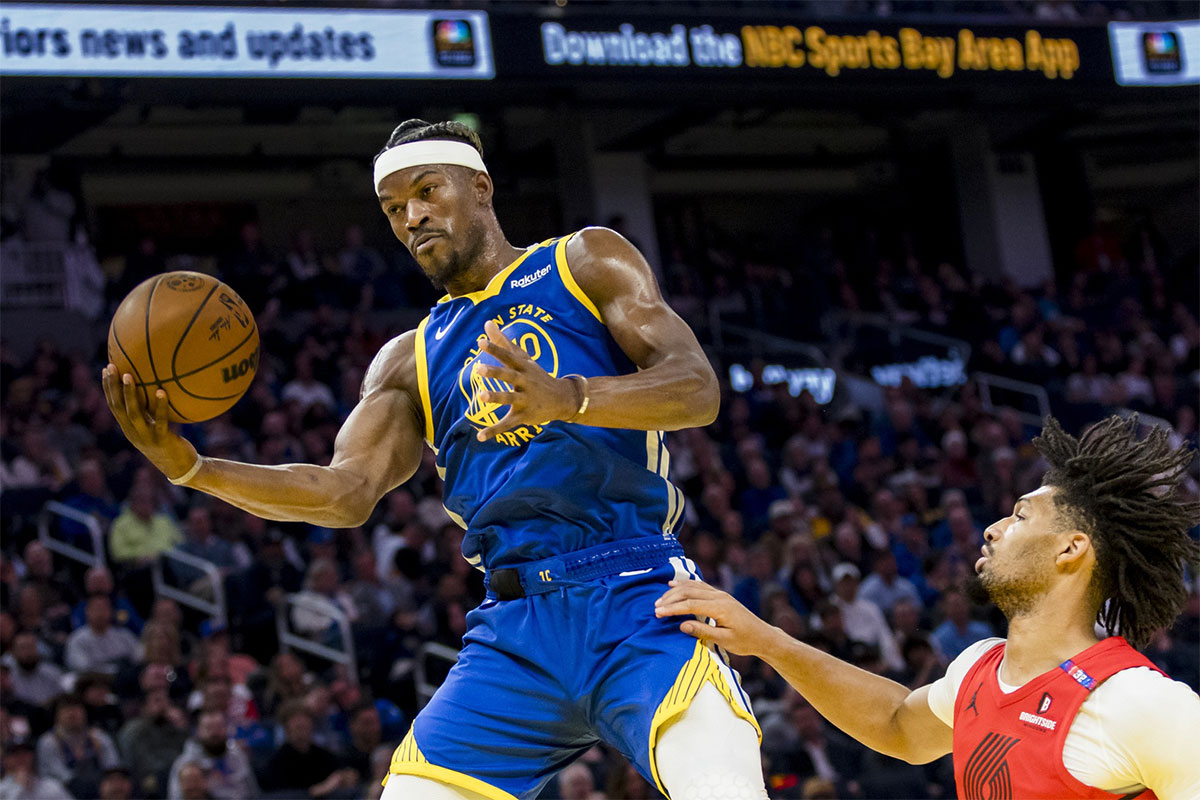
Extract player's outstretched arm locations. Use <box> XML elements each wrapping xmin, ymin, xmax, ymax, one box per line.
<box><xmin>656</xmin><ymin>579</ymin><xmax>953</xmax><ymax>765</ymax></box>
<box><xmin>472</xmin><ymin>226</ymin><xmax>718</xmax><ymax>440</ymax></box>
<box><xmin>102</xmin><ymin>331</ymin><xmax>425</xmax><ymax>527</ymax></box>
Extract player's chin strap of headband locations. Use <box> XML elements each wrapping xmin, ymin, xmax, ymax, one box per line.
<box><xmin>373</xmin><ymin>140</ymin><xmax>488</xmax><ymax>193</ymax></box>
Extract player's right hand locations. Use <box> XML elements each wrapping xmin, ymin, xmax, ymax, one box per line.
<box><xmin>655</xmin><ymin>579</ymin><xmax>780</xmax><ymax>657</ymax></box>
<box><xmin>102</xmin><ymin>365</ymin><xmax>200</xmax><ymax>482</ymax></box>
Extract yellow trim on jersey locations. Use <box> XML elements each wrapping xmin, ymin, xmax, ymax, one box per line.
<box><xmin>413</xmin><ymin>316</ymin><xmax>436</xmax><ymax>447</ymax></box>
<box><xmin>435</xmin><ymin>238</ymin><xmax>557</xmax><ymax>306</ymax></box>
<box><xmin>383</xmin><ymin>729</ymin><xmax>519</xmax><ymax>800</ymax></box>
<box><xmin>554</xmin><ymin>233</ymin><xmax>603</xmax><ymax>323</ymax></box>
<box><xmin>647</xmin><ymin>638</ymin><xmax>762</xmax><ymax>796</ymax></box>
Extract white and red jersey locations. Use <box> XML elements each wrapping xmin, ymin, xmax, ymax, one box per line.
<box><xmin>950</xmin><ymin>637</ymin><xmax>1162</xmax><ymax>799</ymax></box>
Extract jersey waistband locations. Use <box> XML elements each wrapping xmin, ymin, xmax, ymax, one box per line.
<box><xmin>484</xmin><ymin>538</ymin><xmax>683</xmax><ymax>601</ymax></box>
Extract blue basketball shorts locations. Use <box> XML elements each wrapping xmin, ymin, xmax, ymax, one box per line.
<box><xmin>383</xmin><ymin>554</ymin><xmax>760</xmax><ymax>800</ymax></box>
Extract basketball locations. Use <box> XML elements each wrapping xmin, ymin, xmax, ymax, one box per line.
<box><xmin>107</xmin><ymin>271</ymin><xmax>259</xmax><ymax>424</ymax></box>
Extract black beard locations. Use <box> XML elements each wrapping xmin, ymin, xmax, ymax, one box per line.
<box><xmin>971</xmin><ymin>568</ymin><xmax>1049</xmax><ymax>618</ymax></box>
<box><xmin>423</xmin><ymin>249</ymin><xmax>465</xmax><ymax>293</ymax></box>
<box><xmin>201</xmin><ymin>740</ymin><xmax>227</xmax><ymax>757</ymax></box>
<box><xmin>965</xmin><ymin>575</ymin><xmax>992</xmax><ymax>606</ymax></box>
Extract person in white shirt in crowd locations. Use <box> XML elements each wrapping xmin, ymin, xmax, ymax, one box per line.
<box><xmin>823</xmin><ymin>562</ymin><xmax>905</xmax><ymax>673</ymax></box>
<box><xmin>35</xmin><ymin>693</ymin><xmax>120</xmax><ymax>798</ymax></box>
<box><xmin>64</xmin><ymin>595</ymin><xmax>142</xmax><ymax>673</ymax></box>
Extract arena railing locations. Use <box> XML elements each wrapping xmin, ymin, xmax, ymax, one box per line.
<box><xmin>0</xmin><ymin>241</ymin><xmax>105</xmax><ymax>319</ymax></box>
<box><xmin>974</xmin><ymin>371</ymin><xmax>1051</xmax><ymax>427</ymax></box>
<box><xmin>38</xmin><ymin>501</ymin><xmax>106</xmax><ymax>569</ymax></box>
<box><xmin>712</xmin><ymin>321</ymin><xmax>830</xmax><ymax>365</ymax></box>
<box><xmin>153</xmin><ymin>548</ymin><xmax>227</xmax><ymax>629</ymax></box>
<box><xmin>276</xmin><ymin>592</ymin><xmax>358</xmax><ymax>685</ymax></box>
<box><xmin>1116</xmin><ymin>408</ymin><xmax>1181</xmax><ymax>442</ymax></box>
<box><xmin>415</xmin><ymin>642</ymin><xmax>460</xmax><ymax>708</ymax></box>
<box><xmin>822</xmin><ymin>310</ymin><xmax>973</xmax><ymax>376</ymax></box>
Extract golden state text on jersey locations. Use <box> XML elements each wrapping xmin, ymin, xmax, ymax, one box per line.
<box><xmin>414</xmin><ymin>233</ymin><xmax>685</xmax><ymax>571</ymax></box>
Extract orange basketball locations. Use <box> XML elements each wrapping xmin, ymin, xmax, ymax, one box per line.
<box><xmin>107</xmin><ymin>271</ymin><xmax>259</xmax><ymax>424</ymax></box>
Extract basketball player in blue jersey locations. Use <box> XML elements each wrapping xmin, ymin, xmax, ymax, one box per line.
<box><xmin>102</xmin><ymin>119</ymin><xmax>769</xmax><ymax>800</ymax></box>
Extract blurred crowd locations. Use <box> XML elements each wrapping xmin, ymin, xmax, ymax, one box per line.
<box><xmin>2</xmin><ymin>194</ymin><xmax>1198</xmax><ymax>800</ymax></box>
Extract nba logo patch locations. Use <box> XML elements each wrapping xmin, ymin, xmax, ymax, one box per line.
<box><xmin>433</xmin><ymin>19</ymin><xmax>476</xmax><ymax>67</ymax></box>
<box><xmin>1141</xmin><ymin>31</ymin><xmax>1182</xmax><ymax>74</ymax></box>
<box><xmin>1037</xmin><ymin>692</ymin><xmax>1052</xmax><ymax>715</ymax></box>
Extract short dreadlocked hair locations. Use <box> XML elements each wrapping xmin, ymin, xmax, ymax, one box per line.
<box><xmin>375</xmin><ymin>118</ymin><xmax>484</xmax><ymax>163</ymax></box>
<box><xmin>1033</xmin><ymin>415</ymin><xmax>1200</xmax><ymax>649</ymax></box>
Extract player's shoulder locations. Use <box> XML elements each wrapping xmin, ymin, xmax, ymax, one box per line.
<box><xmin>564</xmin><ymin>226</ymin><xmax>644</xmax><ymax>269</ymax></box>
<box><xmin>1095</xmin><ymin>666</ymin><xmax>1200</xmax><ymax>713</ymax></box>
<box><xmin>361</xmin><ymin>328</ymin><xmax>419</xmax><ymax>398</ymax></box>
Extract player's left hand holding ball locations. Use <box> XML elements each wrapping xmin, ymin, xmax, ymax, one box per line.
<box><xmin>473</xmin><ymin>320</ymin><xmax>585</xmax><ymax>442</ymax></box>
<box><xmin>101</xmin><ymin>367</ymin><xmax>200</xmax><ymax>482</ymax></box>
<box><xmin>655</xmin><ymin>580</ymin><xmax>780</xmax><ymax>657</ymax></box>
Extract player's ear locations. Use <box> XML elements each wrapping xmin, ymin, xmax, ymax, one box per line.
<box><xmin>472</xmin><ymin>170</ymin><xmax>493</xmax><ymax>205</ymax></box>
<box><xmin>1055</xmin><ymin>531</ymin><xmax>1092</xmax><ymax>573</ymax></box>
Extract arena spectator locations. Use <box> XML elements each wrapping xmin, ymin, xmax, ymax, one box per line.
<box><xmin>346</xmin><ymin>550</ymin><xmax>412</xmax><ymax>632</ymax></box>
<box><xmin>17</xmin><ymin>542</ymin><xmax>74</xmax><ymax>627</ymax></box>
<box><xmin>75</xmin><ymin>672</ymin><xmax>123</xmax><ymax>736</ymax></box>
<box><xmin>109</xmin><ymin>485</ymin><xmax>182</xmax><ymax>565</ymax></box>
<box><xmin>64</xmin><ymin>595</ymin><xmax>142</xmax><ymax>673</ymax></box>
<box><xmin>259</xmin><ymin>652</ymin><xmax>310</xmax><ymax>720</ymax></box>
<box><xmin>174</xmin><ymin>503</ymin><xmax>237</xmax><ymax>585</ymax></box>
<box><xmin>259</xmin><ymin>701</ymin><xmax>358</xmax><ymax>797</ymax></box>
<box><xmin>340</xmin><ymin>701</ymin><xmax>383</xmax><ymax>790</ymax></box>
<box><xmin>172</xmin><ymin>760</ymin><xmax>212</xmax><ymax>800</ymax></box>
<box><xmin>281</xmin><ymin>353</ymin><xmax>337</xmax><ymax>416</ymax></box>
<box><xmin>931</xmin><ymin>587</ymin><xmax>994</xmax><ymax>659</ymax></box>
<box><xmin>117</xmin><ymin>681</ymin><xmax>190</xmax><ymax>799</ymax></box>
<box><xmin>557</xmin><ymin>761</ymin><xmax>605</xmax><ymax>800</ymax></box>
<box><xmin>167</xmin><ymin>710</ymin><xmax>258</xmax><ymax>800</ymax></box>
<box><xmin>290</xmin><ymin>558</ymin><xmax>359</xmax><ymax>640</ymax></box>
<box><xmin>2</xmin><ymin>630</ymin><xmax>63</xmax><ymax>709</ymax></box>
<box><xmin>97</xmin><ymin>764</ymin><xmax>135</xmax><ymax>800</ymax></box>
<box><xmin>857</xmin><ymin>550</ymin><xmax>922</xmax><ymax>614</ymax></box>
<box><xmin>56</xmin><ymin>457</ymin><xmax>120</xmax><ymax>547</ymax></box>
<box><xmin>70</xmin><ymin>565</ymin><xmax>143</xmax><ymax>634</ymax></box>
<box><xmin>35</xmin><ymin>693</ymin><xmax>120</xmax><ymax>798</ymax></box>
<box><xmin>826</xmin><ymin>563</ymin><xmax>904</xmax><ymax>673</ymax></box>
<box><xmin>0</xmin><ymin>736</ymin><xmax>73</xmax><ymax>800</ymax></box>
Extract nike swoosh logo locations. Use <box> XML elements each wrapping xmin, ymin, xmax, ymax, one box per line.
<box><xmin>435</xmin><ymin>307</ymin><xmax>464</xmax><ymax>340</ymax></box>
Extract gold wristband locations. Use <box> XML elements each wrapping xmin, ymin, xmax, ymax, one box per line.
<box><xmin>564</xmin><ymin>374</ymin><xmax>589</xmax><ymax>422</ymax></box>
<box><xmin>168</xmin><ymin>456</ymin><xmax>203</xmax><ymax>486</ymax></box>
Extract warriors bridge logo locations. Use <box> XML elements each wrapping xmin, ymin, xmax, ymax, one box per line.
<box><xmin>458</xmin><ymin>315</ymin><xmax>559</xmax><ymax>446</ymax></box>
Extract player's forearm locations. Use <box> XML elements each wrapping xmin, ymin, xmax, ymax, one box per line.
<box><xmin>757</xmin><ymin>628</ymin><xmax>925</xmax><ymax>762</ymax></box>
<box><xmin>185</xmin><ymin>457</ymin><xmax>374</xmax><ymax>527</ymax></box>
<box><xmin>576</xmin><ymin>355</ymin><xmax>718</xmax><ymax>430</ymax></box>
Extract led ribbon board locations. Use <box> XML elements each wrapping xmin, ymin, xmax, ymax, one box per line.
<box><xmin>1109</xmin><ymin>20</ymin><xmax>1200</xmax><ymax>86</ymax></box>
<box><xmin>0</xmin><ymin>4</ymin><xmax>493</xmax><ymax>78</ymax></box>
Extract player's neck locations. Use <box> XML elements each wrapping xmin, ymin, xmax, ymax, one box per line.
<box><xmin>443</xmin><ymin>226</ymin><xmax>524</xmax><ymax>298</ymax></box>
<box><xmin>1000</xmin><ymin>585</ymin><xmax>1100</xmax><ymax>686</ymax></box>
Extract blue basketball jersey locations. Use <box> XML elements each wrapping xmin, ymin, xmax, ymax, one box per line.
<box><xmin>414</xmin><ymin>233</ymin><xmax>685</xmax><ymax>570</ymax></box>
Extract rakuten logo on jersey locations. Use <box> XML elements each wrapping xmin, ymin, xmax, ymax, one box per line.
<box><xmin>511</xmin><ymin>265</ymin><xmax>552</xmax><ymax>289</ymax></box>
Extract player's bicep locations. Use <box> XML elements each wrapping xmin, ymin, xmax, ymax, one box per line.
<box><xmin>569</xmin><ymin>227</ymin><xmax>706</xmax><ymax>370</ymax></box>
<box><xmin>893</xmin><ymin>684</ymin><xmax>953</xmax><ymax>763</ymax></box>
<box><xmin>329</xmin><ymin>386</ymin><xmax>423</xmax><ymax>495</ymax></box>
<box><xmin>329</xmin><ymin>332</ymin><xmax>424</xmax><ymax>507</ymax></box>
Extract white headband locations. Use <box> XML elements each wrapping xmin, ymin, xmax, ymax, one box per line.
<box><xmin>373</xmin><ymin>140</ymin><xmax>488</xmax><ymax>192</ymax></box>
